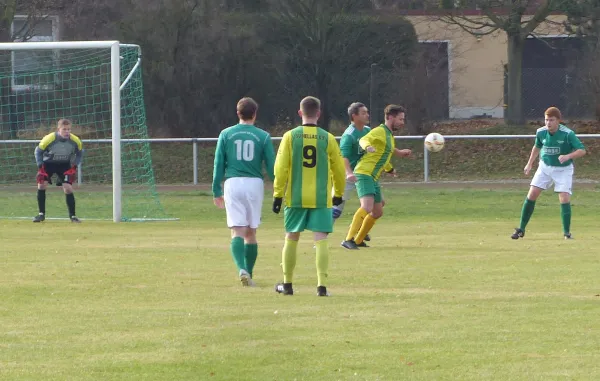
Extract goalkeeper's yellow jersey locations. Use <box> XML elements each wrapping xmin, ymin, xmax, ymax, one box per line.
<box><xmin>354</xmin><ymin>124</ymin><xmax>395</xmax><ymax>181</ymax></box>
<box><xmin>273</xmin><ymin>124</ymin><xmax>345</xmax><ymax>209</ymax></box>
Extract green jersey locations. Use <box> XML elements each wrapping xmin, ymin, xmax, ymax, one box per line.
<box><xmin>339</xmin><ymin>124</ymin><xmax>371</xmax><ymax>169</ymax></box>
<box><xmin>212</xmin><ymin>123</ymin><xmax>275</xmax><ymax>198</ymax></box>
<box><xmin>535</xmin><ymin>124</ymin><xmax>585</xmax><ymax>167</ymax></box>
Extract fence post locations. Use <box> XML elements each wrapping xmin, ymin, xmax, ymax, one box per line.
<box><xmin>77</xmin><ymin>164</ymin><xmax>82</xmax><ymax>186</ymax></box>
<box><xmin>423</xmin><ymin>143</ymin><xmax>429</xmax><ymax>183</ymax></box>
<box><xmin>193</xmin><ymin>139</ymin><xmax>198</xmax><ymax>185</ymax></box>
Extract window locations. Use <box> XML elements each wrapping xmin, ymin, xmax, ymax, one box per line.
<box><xmin>11</xmin><ymin>15</ymin><xmax>59</xmax><ymax>91</ymax></box>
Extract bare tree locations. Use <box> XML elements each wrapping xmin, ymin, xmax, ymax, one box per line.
<box><xmin>372</xmin><ymin>0</ymin><xmax>574</xmax><ymax>124</ymax></box>
<box><xmin>437</xmin><ymin>0</ymin><xmax>570</xmax><ymax>124</ymax></box>
<box><xmin>262</xmin><ymin>0</ymin><xmax>417</xmax><ymax>130</ymax></box>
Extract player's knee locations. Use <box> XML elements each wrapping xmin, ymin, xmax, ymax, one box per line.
<box><xmin>286</xmin><ymin>232</ymin><xmax>300</xmax><ymax>241</ymax></box>
<box><xmin>361</xmin><ymin>205</ymin><xmax>374</xmax><ymax>214</ymax></box>
<box><xmin>371</xmin><ymin>210</ymin><xmax>383</xmax><ymax>219</ymax></box>
<box><xmin>558</xmin><ymin>192</ymin><xmax>571</xmax><ymax>203</ymax></box>
<box><xmin>37</xmin><ymin>183</ymin><xmax>47</xmax><ymax>190</ymax></box>
<box><xmin>63</xmin><ymin>185</ymin><xmax>74</xmax><ymax>194</ymax></box>
<box><xmin>231</xmin><ymin>226</ymin><xmax>247</xmax><ymax>238</ymax></box>
<box><xmin>245</xmin><ymin>228</ymin><xmax>257</xmax><ymax>242</ymax></box>
<box><xmin>314</xmin><ymin>232</ymin><xmax>328</xmax><ymax>241</ymax></box>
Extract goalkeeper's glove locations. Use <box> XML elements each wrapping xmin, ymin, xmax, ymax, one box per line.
<box><xmin>63</xmin><ymin>166</ymin><xmax>77</xmax><ymax>184</ymax></box>
<box><xmin>332</xmin><ymin>196</ymin><xmax>343</xmax><ymax>206</ymax></box>
<box><xmin>272</xmin><ymin>197</ymin><xmax>283</xmax><ymax>214</ymax></box>
<box><xmin>36</xmin><ymin>165</ymin><xmax>47</xmax><ymax>184</ymax></box>
<box><xmin>64</xmin><ymin>166</ymin><xmax>77</xmax><ymax>176</ymax></box>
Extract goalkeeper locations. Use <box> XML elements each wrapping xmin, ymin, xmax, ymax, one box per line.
<box><xmin>33</xmin><ymin>119</ymin><xmax>83</xmax><ymax>223</ymax></box>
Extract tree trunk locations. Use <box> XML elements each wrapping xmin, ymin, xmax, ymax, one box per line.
<box><xmin>506</xmin><ymin>34</ymin><xmax>525</xmax><ymax>125</ymax></box>
<box><xmin>0</xmin><ymin>3</ymin><xmax>15</xmax><ymax>138</ymax></box>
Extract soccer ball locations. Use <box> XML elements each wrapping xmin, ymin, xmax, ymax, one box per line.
<box><xmin>424</xmin><ymin>132</ymin><xmax>445</xmax><ymax>152</ymax></box>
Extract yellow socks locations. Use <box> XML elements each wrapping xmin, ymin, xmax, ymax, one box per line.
<box><xmin>346</xmin><ymin>208</ymin><xmax>368</xmax><ymax>241</ymax></box>
<box><xmin>355</xmin><ymin>214</ymin><xmax>377</xmax><ymax>244</ymax></box>
<box><xmin>315</xmin><ymin>239</ymin><xmax>329</xmax><ymax>286</ymax></box>
<box><xmin>282</xmin><ymin>238</ymin><xmax>298</xmax><ymax>283</ymax></box>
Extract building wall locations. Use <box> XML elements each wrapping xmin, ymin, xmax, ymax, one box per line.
<box><xmin>407</xmin><ymin>15</ymin><xmax>568</xmax><ymax>118</ymax></box>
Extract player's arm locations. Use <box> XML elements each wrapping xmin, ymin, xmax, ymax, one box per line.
<box><xmin>564</xmin><ymin>132</ymin><xmax>586</xmax><ymax>161</ymax></box>
<box><xmin>263</xmin><ymin>134</ymin><xmax>276</xmax><ymax>181</ymax></box>
<box><xmin>383</xmin><ymin>161</ymin><xmax>397</xmax><ymax>177</ymax></box>
<box><xmin>383</xmin><ymin>161</ymin><xmax>394</xmax><ymax>172</ymax></box>
<box><xmin>273</xmin><ymin>132</ymin><xmax>291</xmax><ymax>199</ymax></box>
<box><xmin>564</xmin><ymin>148</ymin><xmax>586</xmax><ymax>161</ymax></box>
<box><xmin>524</xmin><ymin>134</ymin><xmax>542</xmax><ymax>175</ymax></box>
<box><xmin>212</xmin><ymin>133</ymin><xmax>227</xmax><ymax>198</ymax></box>
<box><xmin>70</xmin><ymin>135</ymin><xmax>84</xmax><ymax>166</ymax></box>
<box><xmin>35</xmin><ymin>133</ymin><xmax>54</xmax><ymax>168</ymax></box>
<box><xmin>328</xmin><ymin>134</ymin><xmax>346</xmax><ymax>199</ymax></box>
<box><xmin>393</xmin><ymin>148</ymin><xmax>411</xmax><ymax>157</ymax></box>
<box><xmin>359</xmin><ymin>128</ymin><xmax>383</xmax><ymax>153</ymax></box>
<box><xmin>339</xmin><ymin>135</ymin><xmax>356</xmax><ymax>177</ymax></box>
<box><xmin>34</xmin><ymin>147</ymin><xmax>44</xmax><ymax>168</ymax></box>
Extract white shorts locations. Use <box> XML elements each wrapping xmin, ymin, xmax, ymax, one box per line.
<box><xmin>331</xmin><ymin>180</ymin><xmax>357</xmax><ymax>201</ymax></box>
<box><xmin>530</xmin><ymin>161</ymin><xmax>574</xmax><ymax>194</ymax></box>
<box><xmin>224</xmin><ymin>177</ymin><xmax>264</xmax><ymax>228</ymax></box>
<box><xmin>341</xmin><ymin>180</ymin><xmax>357</xmax><ymax>201</ymax></box>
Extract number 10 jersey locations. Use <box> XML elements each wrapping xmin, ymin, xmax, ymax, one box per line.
<box><xmin>212</xmin><ymin>123</ymin><xmax>275</xmax><ymax>198</ymax></box>
<box><xmin>274</xmin><ymin>124</ymin><xmax>346</xmax><ymax>209</ymax></box>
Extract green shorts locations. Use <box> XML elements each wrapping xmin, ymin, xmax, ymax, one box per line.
<box><xmin>355</xmin><ymin>174</ymin><xmax>382</xmax><ymax>203</ymax></box>
<box><xmin>284</xmin><ymin>207</ymin><xmax>333</xmax><ymax>233</ymax></box>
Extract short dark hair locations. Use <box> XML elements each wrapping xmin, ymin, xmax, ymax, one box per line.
<box><xmin>57</xmin><ymin>119</ymin><xmax>72</xmax><ymax>128</ymax></box>
<box><xmin>237</xmin><ymin>97</ymin><xmax>258</xmax><ymax>120</ymax></box>
<box><xmin>300</xmin><ymin>96</ymin><xmax>321</xmax><ymax>118</ymax></box>
<box><xmin>545</xmin><ymin>106</ymin><xmax>561</xmax><ymax>120</ymax></box>
<box><xmin>384</xmin><ymin>104</ymin><xmax>405</xmax><ymax>119</ymax></box>
<box><xmin>348</xmin><ymin>102</ymin><xmax>366</xmax><ymax>121</ymax></box>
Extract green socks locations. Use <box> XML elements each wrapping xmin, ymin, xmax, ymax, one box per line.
<box><xmin>315</xmin><ymin>239</ymin><xmax>329</xmax><ymax>287</ymax></box>
<box><xmin>245</xmin><ymin>243</ymin><xmax>258</xmax><ymax>277</ymax></box>
<box><xmin>561</xmin><ymin>203</ymin><xmax>571</xmax><ymax>234</ymax></box>
<box><xmin>282</xmin><ymin>238</ymin><xmax>298</xmax><ymax>283</ymax></box>
<box><xmin>230</xmin><ymin>237</ymin><xmax>246</xmax><ymax>272</ymax></box>
<box><xmin>519</xmin><ymin>198</ymin><xmax>536</xmax><ymax>231</ymax></box>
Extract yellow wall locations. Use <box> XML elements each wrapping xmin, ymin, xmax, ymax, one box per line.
<box><xmin>407</xmin><ymin>15</ymin><xmax>568</xmax><ymax>118</ymax></box>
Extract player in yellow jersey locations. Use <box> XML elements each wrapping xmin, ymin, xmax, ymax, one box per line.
<box><xmin>341</xmin><ymin>105</ymin><xmax>406</xmax><ymax>249</ymax></box>
<box><xmin>272</xmin><ymin>96</ymin><xmax>346</xmax><ymax>297</ymax></box>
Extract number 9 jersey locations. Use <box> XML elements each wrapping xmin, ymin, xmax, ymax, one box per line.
<box><xmin>274</xmin><ymin>124</ymin><xmax>346</xmax><ymax>209</ymax></box>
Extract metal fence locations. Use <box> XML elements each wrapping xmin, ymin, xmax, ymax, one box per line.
<box><xmin>4</xmin><ymin>134</ymin><xmax>599</xmax><ymax>185</ymax></box>
<box><xmin>518</xmin><ymin>68</ymin><xmax>598</xmax><ymax>119</ymax></box>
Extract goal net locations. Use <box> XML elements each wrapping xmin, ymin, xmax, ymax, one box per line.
<box><xmin>0</xmin><ymin>41</ymin><xmax>169</xmax><ymax>221</ymax></box>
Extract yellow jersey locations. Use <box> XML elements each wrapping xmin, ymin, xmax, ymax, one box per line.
<box><xmin>274</xmin><ymin>125</ymin><xmax>345</xmax><ymax>208</ymax></box>
<box><xmin>354</xmin><ymin>124</ymin><xmax>395</xmax><ymax>181</ymax></box>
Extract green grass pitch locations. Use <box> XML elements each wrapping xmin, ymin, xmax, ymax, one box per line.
<box><xmin>2</xmin><ymin>185</ymin><xmax>600</xmax><ymax>381</ymax></box>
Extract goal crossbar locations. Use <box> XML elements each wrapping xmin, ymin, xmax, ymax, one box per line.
<box><xmin>0</xmin><ymin>41</ymin><xmax>120</xmax><ymax>50</ymax></box>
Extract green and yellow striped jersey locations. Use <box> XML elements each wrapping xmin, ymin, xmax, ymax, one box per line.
<box><xmin>354</xmin><ymin>124</ymin><xmax>395</xmax><ymax>181</ymax></box>
<box><xmin>273</xmin><ymin>125</ymin><xmax>345</xmax><ymax>208</ymax></box>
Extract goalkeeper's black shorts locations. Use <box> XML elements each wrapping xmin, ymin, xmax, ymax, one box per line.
<box><xmin>42</xmin><ymin>162</ymin><xmax>72</xmax><ymax>185</ymax></box>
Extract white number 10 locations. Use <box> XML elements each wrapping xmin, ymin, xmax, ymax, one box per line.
<box><xmin>234</xmin><ymin>140</ymin><xmax>254</xmax><ymax>161</ymax></box>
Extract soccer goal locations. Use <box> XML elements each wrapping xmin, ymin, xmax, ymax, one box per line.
<box><xmin>0</xmin><ymin>41</ymin><xmax>170</xmax><ymax>222</ymax></box>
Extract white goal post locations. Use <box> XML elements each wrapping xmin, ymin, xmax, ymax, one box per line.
<box><xmin>0</xmin><ymin>41</ymin><xmax>123</xmax><ymax>222</ymax></box>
